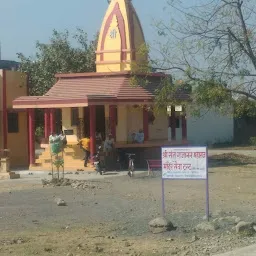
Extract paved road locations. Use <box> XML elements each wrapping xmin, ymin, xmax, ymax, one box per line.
<box><xmin>214</xmin><ymin>244</ymin><xmax>256</xmax><ymax>256</ymax></box>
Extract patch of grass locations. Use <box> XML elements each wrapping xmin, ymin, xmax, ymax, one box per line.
<box><xmin>209</xmin><ymin>153</ymin><xmax>256</xmax><ymax>167</ymax></box>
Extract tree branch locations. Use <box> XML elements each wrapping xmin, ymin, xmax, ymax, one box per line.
<box><xmin>236</xmin><ymin>0</ymin><xmax>256</xmax><ymax>70</ymax></box>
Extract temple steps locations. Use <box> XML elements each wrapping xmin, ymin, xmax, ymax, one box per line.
<box><xmin>32</xmin><ymin>145</ymin><xmax>94</xmax><ymax>172</ymax></box>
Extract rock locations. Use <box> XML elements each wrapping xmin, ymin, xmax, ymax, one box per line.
<box><xmin>41</xmin><ymin>179</ymin><xmax>49</xmax><ymax>185</ymax></box>
<box><xmin>235</xmin><ymin>217</ymin><xmax>241</xmax><ymax>224</ymax></box>
<box><xmin>149</xmin><ymin>217</ymin><xmax>175</xmax><ymax>234</ymax></box>
<box><xmin>66</xmin><ymin>253</ymin><xmax>73</xmax><ymax>256</ymax></box>
<box><xmin>202</xmin><ymin>214</ymin><xmax>212</xmax><ymax>220</ymax></box>
<box><xmin>195</xmin><ymin>222</ymin><xmax>218</xmax><ymax>231</ymax></box>
<box><xmin>95</xmin><ymin>246</ymin><xmax>103</xmax><ymax>252</ymax></box>
<box><xmin>56</xmin><ymin>198</ymin><xmax>67</xmax><ymax>206</ymax></box>
<box><xmin>236</xmin><ymin>221</ymin><xmax>255</xmax><ymax>235</ymax></box>
<box><xmin>190</xmin><ymin>235</ymin><xmax>199</xmax><ymax>242</ymax></box>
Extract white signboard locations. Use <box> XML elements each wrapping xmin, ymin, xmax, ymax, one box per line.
<box><xmin>162</xmin><ymin>147</ymin><xmax>207</xmax><ymax>180</ymax></box>
<box><xmin>175</xmin><ymin>105</ymin><xmax>182</xmax><ymax>112</ymax></box>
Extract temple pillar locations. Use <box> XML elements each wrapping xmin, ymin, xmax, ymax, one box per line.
<box><xmin>44</xmin><ymin>109</ymin><xmax>50</xmax><ymax>138</ymax></box>
<box><xmin>143</xmin><ymin>106</ymin><xmax>149</xmax><ymax>141</ymax></box>
<box><xmin>109</xmin><ymin>105</ymin><xmax>117</xmax><ymax>140</ymax></box>
<box><xmin>28</xmin><ymin>109</ymin><xmax>35</xmax><ymax>166</ymax></box>
<box><xmin>49</xmin><ymin>109</ymin><xmax>56</xmax><ymax>134</ymax></box>
<box><xmin>171</xmin><ymin>106</ymin><xmax>176</xmax><ymax>141</ymax></box>
<box><xmin>89</xmin><ymin>105</ymin><xmax>96</xmax><ymax>157</ymax></box>
<box><xmin>182</xmin><ymin>114</ymin><xmax>187</xmax><ymax>142</ymax></box>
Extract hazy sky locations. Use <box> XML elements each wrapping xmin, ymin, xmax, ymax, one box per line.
<box><xmin>0</xmin><ymin>0</ymin><xmax>173</xmax><ymax>60</ymax></box>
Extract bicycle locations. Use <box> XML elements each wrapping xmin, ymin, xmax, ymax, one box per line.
<box><xmin>126</xmin><ymin>153</ymin><xmax>135</xmax><ymax>177</ymax></box>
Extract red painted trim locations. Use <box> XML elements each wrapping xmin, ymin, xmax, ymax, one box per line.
<box><xmin>109</xmin><ymin>105</ymin><xmax>117</xmax><ymax>140</ymax></box>
<box><xmin>100</xmin><ymin>2</ymin><xmax>127</xmax><ymax>61</ymax></box>
<box><xmin>2</xmin><ymin>70</ymin><xmax>7</xmax><ymax>149</ymax></box>
<box><xmin>7</xmin><ymin>108</ymin><xmax>26</xmax><ymax>113</ymax></box>
<box><xmin>171</xmin><ymin>106</ymin><xmax>176</xmax><ymax>140</ymax></box>
<box><xmin>26</xmin><ymin>73</ymin><xmax>30</xmax><ymax>166</ymax></box>
<box><xmin>182</xmin><ymin>115</ymin><xmax>187</xmax><ymax>140</ymax></box>
<box><xmin>143</xmin><ymin>107</ymin><xmax>149</xmax><ymax>141</ymax></box>
<box><xmin>28</xmin><ymin>108</ymin><xmax>35</xmax><ymax>165</ymax></box>
<box><xmin>49</xmin><ymin>109</ymin><xmax>56</xmax><ymax>134</ymax></box>
<box><xmin>96</xmin><ymin>49</ymin><xmax>134</xmax><ymax>54</ymax></box>
<box><xmin>95</xmin><ymin>60</ymin><xmax>132</xmax><ymax>64</ymax></box>
<box><xmin>55</xmin><ymin>71</ymin><xmax>167</xmax><ymax>78</ymax></box>
<box><xmin>44</xmin><ymin>109</ymin><xmax>50</xmax><ymax>138</ymax></box>
<box><xmin>26</xmin><ymin>109</ymin><xmax>30</xmax><ymax>166</ymax></box>
<box><xmin>89</xmin><ymin>105</ymin><xmax>96</xmax><ymax>157</ymax></box>
<box><xmin>13</xmin><ymin>97</ymin><xmax>156</xmax><ymax>107</ymax></box>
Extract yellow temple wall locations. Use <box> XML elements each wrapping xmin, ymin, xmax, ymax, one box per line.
<box><xmin>6</xmin><ymin>71</ymin><xmax>27</xmax><ymax>108</ymax></box>
<box><xmin>115</xmin><ymin>106</ymin><xmax>169</xmax><ymax>143</ymax></box>
<box><xmin>7</xmin><ymin>111</ymin><xmax>28</xmax><ymax>167</ymax></box>
<box><xmin>5</xmin><ymin>71</ymin><xmax>28</xmax><ymax>167</ymax></box>
<box><xmin>0</xmin><ymin>70</ymin><xmax>3</xmax><ymax>112</ymax></box>
<box><xmin>60</xmin><ymin>105</ymin><xmax>169</xmax><ymax>145</ymax></box>
<box><xmin>0</xmin><ymin>71</ymin><xmax>3</xmax><ymax>149</ymax></box>
<box><xmin>116</xmin><ymin>105</ymin><xmax>128</xmax><ymax>142</ymax></box>
<box><xmin>61</xmin><ymin>107</ymin><xmax>81</xmax><ymax>144</ymax></box>
<box><xmin>149</xmin><ymin>112</ymin><xmax>168</xmax><ymax>140</ymax></box>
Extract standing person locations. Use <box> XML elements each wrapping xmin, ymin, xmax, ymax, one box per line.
<box><xmin>103</xmin><ymin>134</ymin><xmax>115</xmax><ymax>170</ymax></box>
<box><xmin>96</xmin><ymin>132</ymin><xmax>103</xmax><ymax>149</ymax></box>
<box><xmin>78</xmin><ymin>135</ymin><xmax>90</xmax><ymax>167</ymax></box>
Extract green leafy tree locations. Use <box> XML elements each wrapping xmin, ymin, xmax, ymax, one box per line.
<box><xmin>17</xmin><ymin>28</ymin><xmax>97</xmax><ymax>96</ymax></box>
<box><xmin>145</xmin><ymin>0</ymin><xmax>256</xmax><ymax>117</ymax></box>
<box><xmin>17</xmin><ymin>28</ymin><xmax>97</xmax><ymax>131</ymax></box>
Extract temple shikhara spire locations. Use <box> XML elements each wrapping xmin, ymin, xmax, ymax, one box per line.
<box><xmin>96</xmin><ymin>0</ymin><xmax>147</xmax><ymax>72</ymax></box>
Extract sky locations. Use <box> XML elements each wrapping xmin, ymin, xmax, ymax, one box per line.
<box><xmin>0</xmin><ymin>0</ymin><xmax>172</xmax><ymax>61</ymax></box>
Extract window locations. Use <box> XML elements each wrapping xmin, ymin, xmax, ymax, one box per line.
<box><xmin>71</xmin><ymin>108</ymin><xmax>79</xmax><ymax>126</ymax></box>
<box><xmin>8</xmin><ymin>112</ymin><xmax>19</xmax><ymax>133</ymax></box>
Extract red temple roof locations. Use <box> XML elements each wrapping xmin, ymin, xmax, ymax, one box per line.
<box><xmin>13</xmin><ymin>72</ymin><xmax>190</xmax><ymax>109</ymax></box>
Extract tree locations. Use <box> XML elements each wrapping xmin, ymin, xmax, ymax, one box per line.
<box><xmin>148</xmin><ymin>0</ymin><xmax>256</xmax><ymax>117</ymax></box>
<box><xmin>17</xmin><ymin>28</ymin><xmax>97</xmax><ymax>96</ymax></box>
<box><xmin>17</xmin><ymin>29</ymin><xmax>97</xmax><ymax>135</ymax></box>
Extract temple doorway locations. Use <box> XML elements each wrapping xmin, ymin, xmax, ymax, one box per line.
<box><xmin>83</xmin><ymin>106</ymin><xmax>106</xmax><ymax>140</ymax></box>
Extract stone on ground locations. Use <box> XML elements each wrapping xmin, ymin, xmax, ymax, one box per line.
<box><xmin>235</xmin><ymin>221</ymin><xmax>255</xmax><ymax>235</ymax></box>
<box><xmin>149</xmin><ymin>217</ymin><xmax>175</xmax><ymax>234</ymax></box>
<box><xmin>55</xmin><ymin>198</ymin><xmax>67</xmax><ymax>206</ymax></box>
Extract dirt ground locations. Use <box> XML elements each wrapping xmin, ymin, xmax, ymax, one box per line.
<box><xmin>1</xmin><ymin>153</ymin><xmax>256</xmax><ymax>256</ymax></box>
